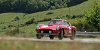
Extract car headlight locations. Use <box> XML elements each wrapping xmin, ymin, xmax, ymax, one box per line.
<box><xmin>49</xmin><ymin>30</ymin><xmax>52</xmax><ymax>33</ymax></box>
<box><xmin>36</xmin><ymin>26</ymin><xmax>39</xmax><ymax>29</ymax></box>
<box><xmin>56</xmin><ymin>26</ymin><xmax>60</xmax><ymax>30</ymax></box>
<box><xmin>41</xmin><ymin>30</ymin><xmax>43</xmax><ymax>33</ymax></box>
<box><xmin>69</xmin><ymin>27</ymin><xmax>71</xmax><ymax>33</ymax></box>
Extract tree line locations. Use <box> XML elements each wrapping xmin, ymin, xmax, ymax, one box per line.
<box><xmin>0</xmin><ymin>0</ymin><xmax>87</xmax><ymax>13</ymax></box>
<box><xmin>73</xmin><ymin>2</ymin><xmax>100</xmax><ymax>32</ymax></box>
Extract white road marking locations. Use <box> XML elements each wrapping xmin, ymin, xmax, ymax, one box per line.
<box><xmin>0</xmin><ymin>37</ymin><xmax>100</xmax><ymax>43</ymax></box>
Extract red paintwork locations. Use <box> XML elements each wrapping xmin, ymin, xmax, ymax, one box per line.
<box><xmin>36</xmin><ymin>19</ymin><xmax>76</xmax><ymax>37</ymax></box>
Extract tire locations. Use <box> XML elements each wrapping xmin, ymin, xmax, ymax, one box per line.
<box><xmin>58</xmin><ymin>29</ymin><xmax>64</xmax><ymax>40</ymax></box>
<box><xmin>70</xmin><ymin>30</ymin><xmax>76</xmax><ymax>40</ymax></box>
<box><xmin>49</xmin><ymin>35</ymin><xmax>54</xmax><ymax>40</ymax></box>
<box><xmin>36</xmin><ymin>34</ymin><xmax>41</xmax><ymax>39</ymax></box>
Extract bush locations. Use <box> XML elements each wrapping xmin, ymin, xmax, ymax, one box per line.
<box><xmin>25</xmin><ymin>18</ymin><xmax>35</xmax><ymax>25</ymax></box>
<box><xmin>46</xmin><ymin>11</ymin><xmax>54</xmax><ymax>15</ymax></box>
<box><xmin>84</xmin><ymin>2</ymin><xmax>100</xmax><ymax>31</ymax></box>
<box><xmin>12</xmin><ymin>16</ymin><xmax>20</xmax><ymax>22</ymax></box>
<box><xmin>6</xmin><ymin>28</ymin><xmax>19</xmax><ymax>36</ymax></box>
<box><xmin>71</xmin><ymin>2</ymin><xmax>100</xmax><ymax>32</ymax></box>
<box><xmin>14</xmin><ymin>16</ymin><xmax>20</xmax><ymax>21</ymax></box>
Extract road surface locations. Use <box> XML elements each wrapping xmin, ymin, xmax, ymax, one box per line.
<box><xmin>0</xmin><ymin>37</ymin><xmax>100</xmax><ymax>43</ymax></box>
<box><xmin>0</xmin><ymin>32</ymin><xmax>100</xmax><ymax>43</ymax></box>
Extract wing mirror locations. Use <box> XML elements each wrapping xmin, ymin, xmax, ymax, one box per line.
<box><xmin>67</xmin><ymin>22</ymin><xmax>71</xmax><ymax>26</ymax></box>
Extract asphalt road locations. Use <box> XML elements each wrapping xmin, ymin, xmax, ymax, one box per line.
<box><xmin>0</xmin><ymin>32</ymin><xmax>100</xmax><ymax>43</ymax></box>
<box><xmin>0</xmin><ymin>37</ymin><xmax>100</xmax><ymax>43</ymax></box>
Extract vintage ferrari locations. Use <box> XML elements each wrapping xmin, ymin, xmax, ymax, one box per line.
<box><xmin>36</xmin><ymin>19</ymin><xmax>76</xmax><ymax>40</ymax></box>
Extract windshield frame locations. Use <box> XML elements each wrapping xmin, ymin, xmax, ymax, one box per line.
<box><xmin>48</xmin><ymin>20</ymin><xmax>67</xmax><ymax>25</ymax></box>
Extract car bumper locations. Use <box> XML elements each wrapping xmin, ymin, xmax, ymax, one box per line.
<box><xmin>36</xmin><ymin>33</ymin><xmax>59</xmax><ymax>36</ymax></box>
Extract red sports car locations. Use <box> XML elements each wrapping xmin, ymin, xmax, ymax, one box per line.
<box><xmin>36</xmin><ymin>19</ymin><xmax>76</xmax><ymax>40</ymax></box>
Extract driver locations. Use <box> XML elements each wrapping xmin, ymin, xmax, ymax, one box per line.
<box><xmin>53</xmin><ymin>21</ymin><xmax>56</xmax><ymax>24</ymax></box>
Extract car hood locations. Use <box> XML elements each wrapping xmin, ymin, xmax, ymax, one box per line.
<box><xmin>38</xmin><ymin>24</ymin><xmax>60</xmax><ymax>30</ymax></box>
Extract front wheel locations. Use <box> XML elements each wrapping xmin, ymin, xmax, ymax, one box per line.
<box><xmin>58</xmin><ymin>29</ymin><xmax>64</xmax><ymax>40</ymax></box>
<box><xmin>36</xmin><ymin>34</ymin><xmax>41</xmax><ymax>39</ymax></box>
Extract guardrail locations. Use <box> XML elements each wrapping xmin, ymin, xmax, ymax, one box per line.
<box><xmin>77</xmin><ymin>32</ymin><xmax>100</xmax><ymax>34</ymax></box>
<box><xmin>76</xmin><ymin>32</ymin><xmax>100</xmax><ymax>36</ymax></box>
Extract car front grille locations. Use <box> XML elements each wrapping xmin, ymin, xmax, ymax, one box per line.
<box><xmin>40</xmin><ymin>29</ymin><xmax>53</xmax><ymax>33</ymax></box>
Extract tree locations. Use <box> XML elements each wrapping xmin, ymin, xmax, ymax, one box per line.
<box><xmin>84</xmin><ymin>2</ymin><xmax>100</xmax><ymax>31</ymax></box>
<box><xmin>14</xmin><ymin>16</ymin><xmax>20</xmax><ymax>21</ymax></box>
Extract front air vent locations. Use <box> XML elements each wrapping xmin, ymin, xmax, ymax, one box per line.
<box><xmin>40</xmin><ymin>29</ymin><xmax>53</xmax><ymax>33</ymax></box>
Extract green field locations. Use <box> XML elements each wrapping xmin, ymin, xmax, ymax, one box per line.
<box><xmin>0</xmin><ymin>0</ymin><xmax>99</xmax><ymax>37</ymax></box>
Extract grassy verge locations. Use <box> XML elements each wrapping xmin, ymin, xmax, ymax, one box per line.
<box><xmin>0</xmin><ymin>40</ymin><xmax>100</xmax><ymax>50</ymax></box>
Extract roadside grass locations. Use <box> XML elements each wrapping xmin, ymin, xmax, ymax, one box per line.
<box><xmin>0</xmin><ymin>0</ymin><xmax>99</xmax><ymax>36</ymax></box>
<box><xmin>0</xmin><ymin>40</ymin><xmax>100</xmax><ymax>50</ymax></box>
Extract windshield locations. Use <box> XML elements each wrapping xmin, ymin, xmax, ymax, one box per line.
<box><xmin>48</xmin><ymin>20</ymin><xmax>66</xmax><ymax>25</ymax></box>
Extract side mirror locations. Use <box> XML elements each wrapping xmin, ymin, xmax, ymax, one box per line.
<box><xmin>67</xmin><ymin>22</ymin><xmax>71</xmax><ymax>26</ymax></box>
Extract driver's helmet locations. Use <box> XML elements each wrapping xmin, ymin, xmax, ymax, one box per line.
<box><xmin>53</xmin><ymin>21</ymin><xmax>56</xmax><ymax>24</ymax></box>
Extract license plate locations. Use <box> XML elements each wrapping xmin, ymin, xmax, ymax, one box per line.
<box><xmin>45</xmin><ymin>35</ymin><xmax>49</xmax><ymax>37</ymax></box>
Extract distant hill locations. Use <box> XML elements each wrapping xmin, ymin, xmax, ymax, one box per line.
<box><xmin>0</xmin><ymin>0</ymin><xmax>99</xmax><ymax>36</ymax></box>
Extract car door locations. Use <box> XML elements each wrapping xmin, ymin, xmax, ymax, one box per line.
<box><xmin>62</xmin><ymin>21</ymin><xmax>69</xmax><ymax>36</ymax></box>
<box><xmin>64</xmin><ymin>22</ymin><xmax>73</xmax><ymax>36</ymax></box>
